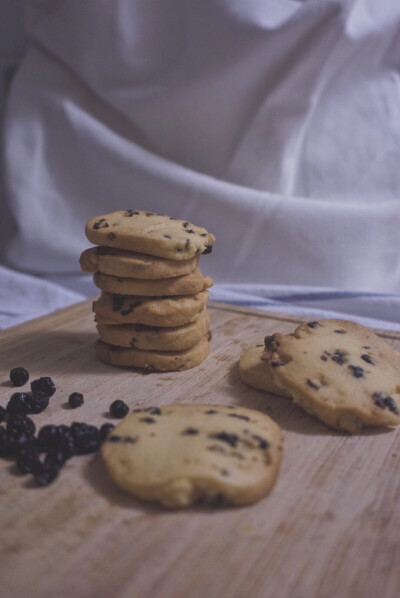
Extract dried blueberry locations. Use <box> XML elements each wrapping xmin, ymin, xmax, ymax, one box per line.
<box><xmin>212</xmin><ymin>432</ymin><xmax>239</xmax><ymax>447</ymax></box>
<box><xmin>10</xmin><ymin>367</ymin><xmax>29</xmax><ymax>387</ymax></box>
<box><xmin>182</xmin><ymin>427</ymin><xmax>199</xmax><ymax>435</ymax></box>
<box><xmin>34</xmin><ymin>466</ymin><xmax>59</xmax><ymax>486</ymax></box>
<box><xmin>109</xmin><ymin>400</ymin><xmax>129</xmax><ymax>419</ymax></box>
<box><xmin>7</xmin><ymin>415</ymin><xmax>36</xmax><ymax>439</ymax></box>
<box><xmin>37</xmin><ymin>425</ymin><xmax>75</xmax><ymax>459</ymax></box>
<box><xmin>6</xmin><ymin>392</ymin><xmax>31</xmax><ymax>416</ymax></box>
<box><xmin>361</xmin><ymin>354</ymin><xmax>374</xmax><ymax>365</ymax></box>
<box><xmin>27</xmin><ymin>391</ymin><xmax>50</xmax><ymax>414</ymax></box>
<box><xmin>348</xmin><ymin>365</ymin><xmax>364</xmax><ymax>378</ymax></box>
<box><xmin>202</xmin><ymin>244</ymin><xmax>212</xmax><ymax>255</ymax></box>
<box><xmin>68</xmin><ymin>392</ymin><xmax>84</xmax><ymax>409</ymax></box>
<box><xmin>31</xmin><ymin>377</ymin><xmax>56</xmax><ymax>397</ymax></box>
<box><xmin>99</xmin><ymin>423</ymin><xmax>115</xmax><ymax>442</ymax></box>
<box><xmin>70</xmin><ymin>422</ymin><xmax>101</xmax><ymax>455</ymax></box>
<box><xmin>16</xmin><ymin>445</ymin><xmax>41</xmax><ymax>475</ymax></box>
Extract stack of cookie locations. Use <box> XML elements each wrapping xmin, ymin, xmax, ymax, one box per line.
<box><xmin>80</xmin><ymin>210</ymin><xmax>215</xmax><ymax>371</ymax></box>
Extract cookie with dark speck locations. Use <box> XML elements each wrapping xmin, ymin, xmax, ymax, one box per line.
<box><xmin>96</xmin><ymin>309</ymin><xmax>210</xmax><ymax>351</ymax></box>
<box><xmin>85</xmin><ymin>210</ymin><xmax>215</xmax><ymax>260</ymax></box>
<box><xmin>263</xmin><ymin>319</ymin><xmax>400</xmax><ymax>433</ymax></box>
<box><xmin>94</xmin><ymin>335</ymin><xmax>210</xmax><ymax>372</ymax></box>
<box><xmin>92</xmin><ymin>268</ymin><xmax>213</xmax><ymax>297</ymax></box>
<box><xmin>93</xmin><ymin>291</ymin><xmax>210</xmax><ymax>327</ymax></box>
<box><xmin>101</xmin><ymin>404</ymin><xmax>282</xmax><ymax>508</ymax></box>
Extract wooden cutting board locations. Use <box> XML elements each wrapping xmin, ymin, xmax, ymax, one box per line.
<box><xmin>1</xmin><ymin>300</ymin><xmax>399</xmax><ymax>598</ymax></box>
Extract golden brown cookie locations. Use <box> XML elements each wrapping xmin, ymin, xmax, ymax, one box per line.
<box><xmin>102</xmin><ymin>403</ymin><xmax>283</xmax><ymax>508</ymax></box>
<box><xmin>95</xmin><ymin>335</ymin><xmax>210</xmax><ymax>371</ymax></box>
<box><xmin>79</xmin><ymin>246</ymin><xmax>199</xmax><ymax>279</ymax></box>
<box><xmin>93</xmin><ymin>268</ymin><xmax>213</xmax><ymax>297</ymax></box>
<box><xmin>93</xmin><ymin>291</ymin><xmax>210</xmax><ymax>327</ymax></box>
<box><xmin>263</xmin><ymin>319</ymin><xmax>400</xmax><ymax>433</ymax></box>
<box><xmin>239</xmin><ymin>345</ymin><xmax>291</xmax><ymax>397</ymax></box>
<box><xmin>96</xmin><ymin>309</ymin><xmax>211</xmax><ymax>351</ymax></box>
<box><xmin>85</xmin><ymin>210</ymin><xmax>215</xmax><ymax>260</ymax></box>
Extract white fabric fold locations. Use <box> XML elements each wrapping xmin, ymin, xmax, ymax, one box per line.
<box><xmin>1</xmin><ymin>1</ymin><xmax>400</xmax><ymax>328</ymax></box>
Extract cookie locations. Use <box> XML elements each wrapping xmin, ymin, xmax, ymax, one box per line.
<box><xmin>239</xmin><ymin>345</ymin><xmax>291</xmax><ymax>397</ymax></box>
<box><xmin>79</xmin><ymin>246</ymin><xmax>200</xmax><ymax>279</ymax></box>
<box><xmin>85</xmin><ymin>210</ymin><xmax>215</xmax><ymax>260</ymax></box>
<box><xmin>101</xmin><ymin>403</ymin><xmax>283</xmax><ymax>508</ymax></box>
<box><xmin>95</xmin><ymin>335</ymin><xmax>210</xmax><ymax>371</ymax></box>
<box><xmin>93</xmin><ymin>291</ymin><xmax>210</xmax><ymax>327</ymax></box>
<box><xmin>93</xmin><ymin>268</ymin><xmax>213</xmax><ymax>297</ymax></box>
<box><xmin>263</xmin><ymin>319</ymin><xmax>400</xmax><ymax>433</ymax></box>
<box><xmin>96</xmin><ymin>309</ymin><xmax>211</xmax><ymax>351</ymax></box>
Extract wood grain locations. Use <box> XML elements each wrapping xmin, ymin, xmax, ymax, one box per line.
<box><xmin>1</xmin><ymin>300</ymin><xmax>400</xmax><ymax>598</ymax></box>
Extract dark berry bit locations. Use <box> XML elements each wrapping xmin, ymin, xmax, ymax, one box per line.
<box><xmin>270</xmin><ymin>360</ymin><xmax>286</xmax><ymax>367</ymax></box>
<box><xmin>361</xmin><ymin>354</ymin><xmax>374</xmax><ymax>365</ymax></box>
<box><xmin>146</xmin><ymin>407</ymin><xmax>161</xmax><ymax>415</ymax></box>
<box><xmin>203</xmin><ymin>244</ymin><xmax>212</xmax><ymax>255</ymax></box>
<box><xmin>307</xmin><ymin>379</ymin><xmax>320</xmax><ymax>390</ymax></box>
<box><xmin>331</xmin><ymin>350</ymin><xmax>346</xmax><ymax>365</ymax></box>
<box><xmin>16</xmin><ymin>445</ymin><xmax>41</xmax><ymax>474</ymax></box>
<box><xmin>0</xmin><ymin>406</ymin><xmax>6</xmax><ymax>423</ymax></box>
<box><xmin>31</xmin><ymin>377</ymin><xmax>56</xmax><ymax>397</ymax></box>
<box><xmin>7</xmin><ymin>415</ymin><xmax>36</xmax><ymax>438</ymax></box>
<box><xmin>37</xmin><ymin>425</ymin><xmax>75</xmax><ymax>459</ymax></box>
<box><xmin>252</xmin><ymin>434</ymin><xmax>269</xmax><ymax>450</ymax></box>
<box><xmin>107</xmin><ymin>232</ymin><xmax>116</xmax><ymax>240</ymax></box>
<box><xmin>70</xmin><ymin>422</ymin><xmax>101</xmax><ymax>455</ymax></box>
<box><xmin>212</xmin><ymin>432</ymin><xmax>239</xmax><ymax>447</ymax></box>
<box><xmin>307</xmin><ymin>321</ymin><xmax>320</xmax><ymax>329</ymax></box>
<box><xmin>10</xmin><ymin>367</ymin><xmax>29</xmax><ymax>387</ymax></box>
<box><xmin>182</xmin><ymin>427</ymin><xmax>199</xmax><ymax>435</ymax></box>
<box><xmin>140</xmin><ymin>417</ymin><xmax>156</xmax><ymax>424</ymax></box>
<box><xmin>27</xmin><ymin>391</ymin><xmax>50</xmax><ymax>414</ymax></box>
<box><xmin>93</xmin><ymin>218</ymin><xmax>109</xmax><ymax>229</ymax></box>
<box><xmin>44</xmin><ymin>451</ymin><xmax>67</xmax><ymax>470</ymax></box>
<box><xmin>68</xmin><ymin>392</ymin><xmax>84</xmax><ymax>409</ymax></box>
<box><xmin>228</xmin><ymin>413</ymin><xmax>250</xmax><ymax>421</ymax></box>
<box><xmin>348</xmin><ymin>365</ymin><xmax>364</xmax><ymax>378</ymax></box>
<box><xmin>373</xmin><ymin>393</ymin><xmax>399</xmax><ymax>414</ymax></box>
<box><xmin>34</xmin><ymin>466</ymin><xmax>59</xmax><ymax>487</ymax></box>
<box><xmin>334</xmin><ymin>329</ymin><xmax>346</xmax><ymax>334</ymax></box>
<box><xmin>99</xmin><ymin>423</ymin><xmax>115</xmax><ymax>442</ymax></box>
<box><xmin>109</xmin><ymin>400</ymin><xmax>129</xmax><ymax>419</ymax></box>
<box><xmin>6</xmin><ymin>392</ymin><xmax>30</xmax><ymax>416</ymax></box>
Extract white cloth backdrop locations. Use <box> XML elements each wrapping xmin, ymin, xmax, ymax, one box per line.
<box><xmin>1</xmin><ymin>0</ymin><xmax>400</xmax><ymax>329</ymax></box>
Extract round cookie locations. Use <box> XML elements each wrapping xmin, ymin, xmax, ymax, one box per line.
<box><xmin>95</xmin><ymin>335</ymin><xmax>210</xmax><ymax>371</ymax></box>
<box><xmin>93</xmin><ymin>291</ymin><xmax>210</xmax><ymax>327</ymax></box>
<box><xmin>101</xmin><ymin>403</ymin><xmax>283</xmax><ymax>508</ymax></box>
<box><xmin>93</xmin><ymin>268</ymin><xmax>213</xmax><ymax>297</ymax></box>
<box><xmin>263</xmin><ymin>319</ymin><xmax>400</xmax><ymax>433</ymax></box>
<box><xmin>85</xmin><ymin>210</ymin><xmax>215</xmax><ymax>260</ymax></box>
<box><xmin>239</xmin><ymin>345</ymin><xmax>291</xmax><ymax>398</ymax></box>
<box><xmin>96</xmin><ymin>309</ymin><xmax>211</xmax><ymax>351</ymax></box>
<box><xmin>79</xmin><ymin>246</ymin><xmax>200</xmax><ymax>279</ymax></box>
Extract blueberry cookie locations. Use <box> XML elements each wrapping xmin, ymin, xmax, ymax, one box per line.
<box><xmin>93</xmin><ymin>268</ymin><xmax>213</xmax><ymax>297</ymax></box>
<box><xmin>80</xmin><ymin>246</ymin><xmax>199</xmax><ymax>279</ymax></box>
<box><xmin>85</xmin><ymin>210</ymin><xmax>215</xmax><ymax>260</ymax></box>
<box><xmin>101</xmin><ymin>403</ymin><xmax>283</xmax><ymax>508</ymax></box>
<box><xmin>95</xmin><ymin>335</ymin><xmax>211</xmax><ymax>371</ymax></box>
<box><xmin>93</xmin><ymin>291</ymin><xmax>210</xmax><ymax>327</ymax></box>
<box><xmin>239</xmin><ymin>345</ymin><xmax>291</xmax><ymax>397</ymax></box>
<box><xmin>263</xmin><ymin>319</ymin><xmax>400</xmax><ymax>433</ymax></box>
<box><xmin>96</xmin><ymin>309</ymin><xmax>211</xmax><ymax>351</ymax></box>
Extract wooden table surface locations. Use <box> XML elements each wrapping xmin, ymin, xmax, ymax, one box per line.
<box><xmin>1</xmin><ymin>300</ymin><xmax>399</xmax><ymax>598</ymax></box>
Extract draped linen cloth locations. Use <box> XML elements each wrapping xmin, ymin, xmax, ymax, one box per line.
<box><xmin>1</xmin><ymin>1</ymin><xmax>400</xmax><ymax>328</ymax></box>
